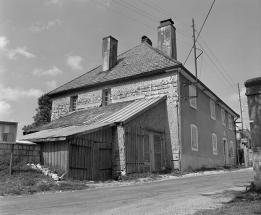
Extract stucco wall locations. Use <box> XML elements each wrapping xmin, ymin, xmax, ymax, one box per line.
<box><xmin>179</xmin><ymin>73</ymin><xmax>237</xmax><ymax>171</ymax></box>
<box><xmin>51</xmin><ymin>71</ymin><xmax>180</xmax><ymax>169</ymax></box>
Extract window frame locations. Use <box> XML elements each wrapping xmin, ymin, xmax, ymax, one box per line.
<box><xmin>70</xmin><ymin>95</ymin><xmax>78</xmax><ymax>112</ymax></box>
<box><xmin>191</xmin><ymin>124</ymin><xmax>198</xmax><ymax>151</ymax></box>
<box><xmin>228</xmin><ymin>114</ymin><xmax>232</xmax><ymax>130</ymax></box>
<box><xmin>212</xmin><ymin>133</ymin><xmax>218</xmax><ymax>155</ymax></box>
<box><xmin>189</xmin><ymin>84</ymin><xmax>197</xmax><ymax>109</ymax></box>
<box><xmin>229</xmin><ymin>141</ymin><xmax>234</xmax><ymax>157</ymax></box>
<box><xmin>221</xmin><ymin>108</ymin><xmax>226</xmax><ymax>126</ymax></box>
<box><xmin>210</xmin><ymin>99</ymin><xmax>216</xmax><ymax>120</ymax></box>
<box><xmin>102</xmin><ymin>88</ymin><xmax>111</xmax><ymax>106</ymax></box>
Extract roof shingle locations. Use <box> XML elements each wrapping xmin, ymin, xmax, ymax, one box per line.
<box><xmin>48</xmin><ymin>43</ymin><xmax>180</xmax><ymax>96</ymax></box>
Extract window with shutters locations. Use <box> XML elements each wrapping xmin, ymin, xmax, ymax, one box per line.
<box><xmin>210</xmin><ymin>99</ymin><xmax>216</xmax><ymax>120</ymax></box>
<box><xmin>228</xmin><ymin>114</ymin><xmax>232</xmax><ymax>130</ymax></box>
<box><xmin>221</xmin><ymin>108</ymin><xmax>226</xmax><ymax>126</ymax></box>
<box><xmin>212</xmin><ymin>133</ymin><xmax>218</xmax><ymax>155</ymax></box>
<box><xmin>191</xmin><ymin>124</ymin><xmax>198</xmax><ymax>151</ymax></box>
<box><xmin>189</xmin><ymin>84</ymin><xmax>197</xmax><ymax>109</ymax></box>
<box><xmin>70</xmin><ymin>95</ymin><xmax>78</xmax><ymax>112</ymax></box>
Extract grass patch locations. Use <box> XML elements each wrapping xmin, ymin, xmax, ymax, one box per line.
<box><xmin>0</xmin><ymin>159</ymin><xmax>88</xmax><ymax>196</ymax></box>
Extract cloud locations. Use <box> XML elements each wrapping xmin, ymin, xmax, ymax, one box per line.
<box><xmin>30</xmin><ymin>19</ymin><xmax>61</xmax><ymax>32</ymax></box>
<box><xmin>45</xmin><ymin>80</ymin><xmax>57</xmax><ymax>90</ymax></box>
<box><xmin>32</xmin><ymin>66</ymin><xmax>63</xmax><ymax>76</ymax></box>
<box><xmin>0</xmin><ymin>101</ymin><xmax>12</xmax><ymax>118</ymax></box>
<box><xmin>67</xmin><ymin>55</ymin><xmax>83</xmax><ymax>70</ymax></box>
<box><xmin>0</xmin><ymin>36</ymin><xmax>36</xmax><ymax>59</ymax></box>
<box><xmin>0</xmin><ymin>36</ymin><xmax>9</xmax><ymax>49</ymax></box>
<box><xmin>0</xmin><ymin>85</ymin><xmax>43</xmax><ymax>101</ymax></box>
<box><xmin>7</xmin><ymin>47</ymin><xmax>36</xmax><ymax>59</ymax></box>
<box><xmin>46</xmin><ymin>0</ymin><xmax>63</xmax><ymax>6</ymax></box>
<box><xmin>96</xmin><ymin>0</ymin><xmax>111</xmax><ymax>9</ymax></box>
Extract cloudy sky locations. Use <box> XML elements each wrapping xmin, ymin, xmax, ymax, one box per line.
<box><xmin>0</xmin><ymin>0</ymin><xmax>260</xmax><ymax>138</ymax></box>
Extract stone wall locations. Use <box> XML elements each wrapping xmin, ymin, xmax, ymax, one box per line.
<box><xmin>0</xmin><ymin>143</ymin><xmax>41</xmax><ymax>164</ymax></box>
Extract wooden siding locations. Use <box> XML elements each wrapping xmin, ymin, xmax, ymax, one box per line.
<box><xmin>125</xmin><ymin>126</ymin><xmax>144</xmax><ymax>173</ymax></box>
<box><xmin>69</xmin><ymin>128</ymin><xmax>113</xmax><ymax>180</ymax></box>
<box><xmin>41</xmin><ymin>140</ymin><xmax>69</xmax><ymax>171</ymax></box>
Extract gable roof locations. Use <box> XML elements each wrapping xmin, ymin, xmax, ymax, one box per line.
<box><xmin>20</xmin><ymin>96</ymin><xmax>166</xmax><ymax>142</ymax></box>
<box><xmin>48</xmin><ymin>43</ymin><xmax>180</xmax><ymax>96</ymax></box>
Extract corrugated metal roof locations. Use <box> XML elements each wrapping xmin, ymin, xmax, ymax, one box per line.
<box><xmin>20</xmin><ymin>122</ymin><xmax>114</xmax><ymax>142</ymax></box>
<box><xmin>97</xmin><ymin>96</ymin><xmax>166</xmax><ymax>124</ymax></box>
<box><xmin>20</xmin><ymin>96</ymin><xmax>166</xmax><ymax>142</ymax></box>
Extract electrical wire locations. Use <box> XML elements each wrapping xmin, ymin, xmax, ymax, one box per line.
<box><xmin>111</xmin><ymin>0</ymin><xmax>192</xmax><ymax>39</ymax></box>
<box><xmin>184</xmin><ymin>0</ymin><xmax>216</xmax><ymax>65</ymax></box>
<box><xmin>198</xmin><ymin>34</ymin><xmax>237</xmax><ymax>86</ymax></box>
<box><xmin>89</xmin><ymin>0</ymin><xmax>192</xmax><ymax>47</ymax></box>
<box><xmin>138</xmin><ymin>0</ymin><xmax>191</xmax><ymax>27</ymax></box>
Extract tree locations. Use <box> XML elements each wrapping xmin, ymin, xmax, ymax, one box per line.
<box><xmin>22</xmin><ymin>94</ymin><xmax>52</xmax><ymax>134</ymax></box>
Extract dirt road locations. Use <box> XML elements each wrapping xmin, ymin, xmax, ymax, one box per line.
<box><xmin>0</xmin><ymin>168</ymin><xmax>253</xmax><ymax>215</ymax></box>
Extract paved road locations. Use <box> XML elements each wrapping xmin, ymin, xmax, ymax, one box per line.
<box><xmin>0</xmin><ymin>168</ymin><xmax>254</xmax><ymax>215</ymax></box>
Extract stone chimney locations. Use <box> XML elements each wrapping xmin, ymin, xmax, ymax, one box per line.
<box><xmin>158</xmin><ymin>19</ymin><xmax>177</xmax><ymax>60</ymax></box>
<box><xmin>141</xmin><ymin>36</ymin><xmax>152</xmax><ymax>46</ymax></box>
<box><xmin>102</xmin><ymin>36</ymin><xmax>118</xmax><ymax>71</ymax></box>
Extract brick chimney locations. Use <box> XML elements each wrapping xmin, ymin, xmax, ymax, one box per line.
<box><xmin>158</xmin><ymin>19</ymin><xmax>177</xmax><ymax>60</ymax></box>
<box><xmin>102</xmin><ymin>36</ymin><xmax>118</xmax><ymax>71</ymax></box>
<box><xmin>141</xmin><ymin>36</ymin><xmax>152</xmax><ymax>46</ymax></box>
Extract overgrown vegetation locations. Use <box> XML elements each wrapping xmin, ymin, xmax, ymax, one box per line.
<box><xmin>0</xmin><ymin>158</ymin><xmax>88</xmax><ymax>196</ymax></box>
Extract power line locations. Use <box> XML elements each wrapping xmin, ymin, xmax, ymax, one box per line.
<box><xmin>89</xmin><ymin>0</ymin><xmax>192</xmax><ymax>46</ymax></box>
<box><xmin>196</xmin><ymin>36</ymin><xmax>238</xmax><ymax>94</ymax></box>
<box><xmin>197</xmin><ymin>40</ymin><xmax>238</xmax><ymax>95</ymax></box>
<box><xmin>216</xmin><ymin>84</ymin><xmax>238</xmax><ymax>93</ymax></box>
<box><xmin>198</xmin><ymin>35</ymin><xmax>236</xmax><ymax>85</ymax></box>
<box><xmin>138</xmin><ymin>0</ymin><xmax>191</xmax><ymax>28</ymax></box>
<box><xmin>184</xmin><ymin>0</ymin><xmax>216</xmax><ymax>65</ymax></box>
<box><xmin>111</xmin><ymin>0</ymin><xmax>192</xmax><ymax>39</ymax></box>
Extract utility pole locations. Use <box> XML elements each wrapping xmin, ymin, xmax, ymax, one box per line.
<box><xmin>192</xmin><ymin>19</ymin><xmax>198</xmax><ymax>83</ymax></box>
<box><xmin>238</xmin><ymin>83</ymin><xmax>244</xmax><ymax>130</ymax></box>
<box><xmin>192</xmin><ymin>19</ymin><xmax>198</xmax><ymax>95</ymax></box>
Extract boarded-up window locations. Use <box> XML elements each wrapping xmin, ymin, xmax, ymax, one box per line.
<box><xmin>221</xmin><ymin>108</ymin><xmax>226</xmax><ymax>126</ymax></box>
<box><xmin>228</xmin><ymin>115</ymin><xmax>232</xmax><ymax>130</ymax></box>
<box><xmin>189</xmin><ymin>84</ymin><xmax>197</xmax><ymax>109</ymax></box>
<box><xmin>191</xmin><ymin>124</ymin><xmax>198</xmax><ymax>151</ymax></box>
<box><xmin>212</xmin><ymin>133</ymin><xmax>218</xmax><ymax>155</ymax></box>
<box><xmin>229</xmin><ymin>141</ymin><xmax>234</xmax><ymax>157</ymax></box>
<box><xmin>210</xmin><ymin>99</ymin><xmax>216</xmax><ymax>120</ymax></box>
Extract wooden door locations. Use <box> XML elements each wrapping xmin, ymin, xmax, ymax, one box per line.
<box><xmin>143</xmin><ymin>133</ymin><xmax>151</xmax><ymax>172</ymax></box>
<box><xmin>223</xmin><ymin>138</ymin><xmax>228</xmax><ymax>164</ymax></box>
<box><xmin>153</xmin><ymin>134</ymin><xmax>162</xmax><ymax>171</ymax></box>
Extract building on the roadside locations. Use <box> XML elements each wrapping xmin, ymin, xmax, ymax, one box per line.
<box><xmin>236</xmin><ymin>128</ymin><xmax>252</xmax><ymax>167</ymax></box>
<box><xmin>20</xmin><ymin>19</ymin><xmax>239</xmax><ymax>180</ymax></box>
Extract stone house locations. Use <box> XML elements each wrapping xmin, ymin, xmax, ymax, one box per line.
<box><xmin>20</xmin><ymin>19</ymin><xmax>239</xmax><ymax>180</ymax></box>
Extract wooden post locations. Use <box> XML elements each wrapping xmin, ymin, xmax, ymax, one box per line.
<box><xmin>9</xmin><ymin>144</ymin><xmax>14</xmax><ymax>175</ymax></box>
